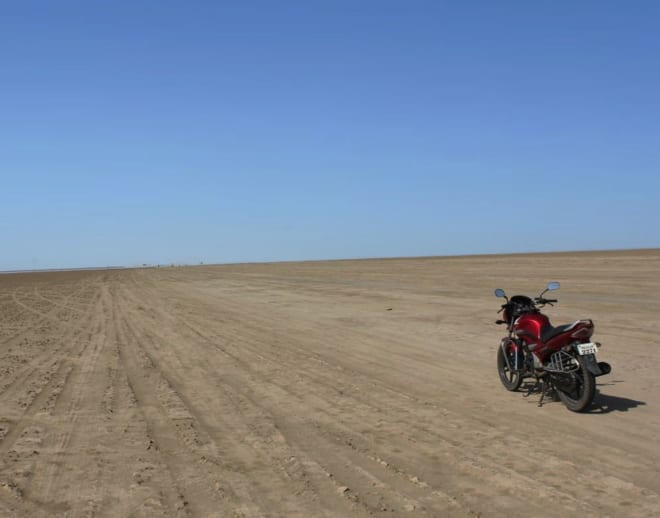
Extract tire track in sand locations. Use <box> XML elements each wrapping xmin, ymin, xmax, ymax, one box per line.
<box><xmin>117</xmin><ymin>294</ymin><xmax>348</xmax><ymax>518</ymax></box>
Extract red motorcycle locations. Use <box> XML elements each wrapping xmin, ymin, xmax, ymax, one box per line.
<box><xmin>494</xmin><ymin>282</ymin><xmax>611</xmax><ymax>412</ymax></box>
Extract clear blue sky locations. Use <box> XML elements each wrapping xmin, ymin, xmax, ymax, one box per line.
<box><xmin>2</xmin><ymin>1</ymin><xmax>659</xmax><ymax>270</ymax></box>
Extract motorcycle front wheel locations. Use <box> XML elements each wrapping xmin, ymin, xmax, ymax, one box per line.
<box><xmin>497</xmin><ymin>344</ymin><xmax>522</xmax><ymax>391</ymax></box>
<box><xmin>555</xmin><ymin>355</ymin><xmax>596</xmax><ymax>412</ymax></box>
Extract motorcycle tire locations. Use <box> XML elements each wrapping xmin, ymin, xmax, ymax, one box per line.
<box><xmin>555</xmin><ymin>355</ymin><xmax>596</xmax><ymax>412</ymax></box>
<box><xmin>497</xmin><ymin>344</ymin><xmax>522</xmax><ymax>391</ymax></box>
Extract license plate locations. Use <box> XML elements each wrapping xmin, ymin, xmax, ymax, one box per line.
<box><xmin>577</xmin><ymin>343</ymin><xmax>597</xmax><ymax>355</ymax></box>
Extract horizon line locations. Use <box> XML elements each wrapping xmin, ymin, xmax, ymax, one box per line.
<box><xmin>2</xmin><ymin>246</ymin><xmax>658</xmax><ymax>275</ymax></box>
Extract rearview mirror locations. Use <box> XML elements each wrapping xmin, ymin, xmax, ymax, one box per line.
<box><xmin>494</xmin><ymin>288</ymin><xmax>506</xmax><ymax>298</ymax></box>
<box><xmin>547</xmin><ymin>281</ymin><xmax>560</xmax><ymax>291</ymax></box>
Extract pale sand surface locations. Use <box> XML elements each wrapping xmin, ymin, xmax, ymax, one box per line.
<box><xmin>1</xmin><ymin>249</ymin><xmax>659</xmax><ymax>517</ymax></box>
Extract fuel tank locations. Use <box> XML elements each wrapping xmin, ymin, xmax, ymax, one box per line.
<box><xmin>513</xmin><ymin>313</ymin><xmax>549</xmax><ymax>353</ymax></box>
<box><xmin>513</xmin><ymin>313</ymin><xmax>550</xmax><ymax>362</ymax></box>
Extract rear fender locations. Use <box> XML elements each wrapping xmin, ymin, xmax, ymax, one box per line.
<box><xmin>580</xmin><ymin>353</ymin><xmax>608</xmax><ymax>377</ymax></box>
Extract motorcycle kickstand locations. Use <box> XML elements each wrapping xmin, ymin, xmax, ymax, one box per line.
<box><xmin>523</xmin><ymin>374</ymin><xmax>544</xmax><ymax>400</ymax></box>
<box><xmin>538</xmin><ymin>378</ymin><xmax>557</xmax><ymax>407</ymax></box>
<box><xmin>523</xmin><ymin>376</ymin><xmax>539</xmax><ymax>398</ymax></box>
<box><xmin>538</xmin><ymin>378</ymin><xmax>546</xmax><ymax>407</ymax></box>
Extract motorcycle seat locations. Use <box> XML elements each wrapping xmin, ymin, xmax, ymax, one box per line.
<box><xmin>541</xmin><ymin>320</ymin><xmax>583</xmax><ymax>342</ymax></box>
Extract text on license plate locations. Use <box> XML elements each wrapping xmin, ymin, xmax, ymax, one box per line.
<box><xmin>577</xmin><ymin>343</ymin><xmax>597</xmax><ymax>355</ymax></box>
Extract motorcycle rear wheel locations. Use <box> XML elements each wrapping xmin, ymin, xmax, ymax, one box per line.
<box><xmin>497</xmin><ymin>345</ymin><xmax>522</xmax><ymax>391</ymax></box>
<box><xmin>555</xmin><ymin>355</ymin><xmax>595</xmax><ymax>412</ymax></box>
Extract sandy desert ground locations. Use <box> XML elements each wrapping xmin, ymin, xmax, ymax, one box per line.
<box><xmin>0</xmin><ymin>249</ymin><xmax>659</xmax><ymax>517</ymax></box>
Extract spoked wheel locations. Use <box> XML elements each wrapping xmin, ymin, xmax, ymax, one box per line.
<box><xmin>497</xmin><ymin>343</ymin><xmax>523</xmax><ymax>391</ymax></box>
<box><xmin>556</xmin><ymin>356</ymin><xmax>596</xmax><ymax>412</ymax></box>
